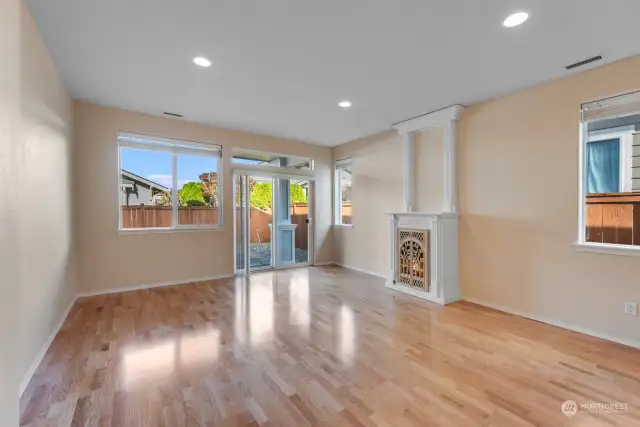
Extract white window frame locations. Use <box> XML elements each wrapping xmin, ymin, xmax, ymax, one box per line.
<box><xmin>334</xmin><ymin>157</ymin><xmax>353</xmax><ymax>227</ymax></box>
<box><xmin>231</xmin><ymin>148</ymin><xmax>315</xmax><ymax>173</ymax></box>
<box><xmin>117</xmin><ymin>132</ymin><xmax>224</xmax><ymax>233</ymax></box>
<box><xmin>575</xmin><ymin>92</ymin><xmax>640</xmax><ymax>256</ymax></box>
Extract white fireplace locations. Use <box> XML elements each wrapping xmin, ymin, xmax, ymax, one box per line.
<box><xmin>385</xmin><ymin>105</ymin><xmax>464</xmax><ymax>305</ymax></box>
<box><xmin>386</xmin><ymin>212</ymin><xmax>459</xmax><ymax>304</ymax></box>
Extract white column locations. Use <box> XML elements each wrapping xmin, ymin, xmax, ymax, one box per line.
<box><xmin>443</xmin><ymin>120</ymin><xmax>458</xmax><ymax>213</ymax></box>
<box><xmin>402</xmin><ymin>131</ymin><xmax>415</xmax><ymax>212</ymax></box>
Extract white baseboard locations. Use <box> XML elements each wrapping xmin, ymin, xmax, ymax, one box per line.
<box><xmin>77</xmin><ymin>274</ymin><xmax>235</xmax><ymax>298</ymax></box>
<box><xmin>464</xmin><ymin>297</ymin><xmax>640</xmax><ymax>350</ymax></box>
<box><xmin>333</xmin><ymin>263</ymin><xmax>386</xmax><ymax>279</ymax></box>
<box><xmin>19</xmin><ymin>296</ymin><xmax>77</xmax><ymax>397</ymax></box>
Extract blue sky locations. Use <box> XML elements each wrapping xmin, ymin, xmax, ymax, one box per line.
<box><xmin>121</xmin><ymin>148</ymin><xmax>218</xmax><ymax>189</ymax></box>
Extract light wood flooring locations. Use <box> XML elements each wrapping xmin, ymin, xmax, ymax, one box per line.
<box><xmin>19</xmin><ymin>266</ymin><xmax>640</xmax><ymax>426</ymax></box>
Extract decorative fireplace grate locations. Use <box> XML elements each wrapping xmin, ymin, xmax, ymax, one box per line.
<box><xmin>397</xmin><ymin>229</ymin><xmax>429</xmax><ymax>290</ymax></box>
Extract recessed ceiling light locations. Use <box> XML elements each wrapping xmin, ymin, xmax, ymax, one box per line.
<box><xmin>503</xmin><ymin>12</ymin><xmax>529</xmax><ymax>28</ymax></box>
<box><xmin>193</xmin><ymin>57</ymin><xmax>212</xmax><ymax>67</ymax></box>
<box><xmin>339</xmin><ymin>101</ymin><xmax>352</xmax><ymax>108</ymax></box>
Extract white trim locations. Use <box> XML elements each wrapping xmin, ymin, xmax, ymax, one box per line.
<box><xmin>393</xmin><ymin>106</ymin><xmax>465</xmax><ymax>216</ymax></box>
<box><xmin>443</xmin><ymin>120</ymin><xmax>458</xmax><ymax>213</ymax></box>
<box><xmin>77</xmin><ymin>274</ymin><xmax>234</xmax><ymax>298</ymax></box>
<box><xmin>118</xmin><ymin>131</ymin><xmax>222</xmax><ymax>152</ymax></box>
<box><xmin>577</xmin><ymin>122</ymin><xmax>587</xmax><ymax>243</ymax></box>
<box><xmin>313</xmin><ymin>261</ymin><xmax>334</xmax><ymax>266</ymax></box>
<box><xmin>401</xmin><ymin>132</ymin><xmax>415</xmax><ymax>212</ymax></box>
<box><xmin>393</xmin><ymin>105</ymin><xmax>465</xmax><ymax>134</ymax></box>
<box><xmin>386</xmin><ymin>211</ymin><xmax>459</xmax><ymax>219</ymax></box>
<box><xmin>332</xmin><ymin>224</ymin><xmax>354</xmax><ymax>228</ymax></box>
<box><xmin>573</xmin><ymin>241</ymin><xmax>640</xmax><ymax>257</ymax></box>
<box><xmin>464</xmin><ymin>297</ymin><xmax>640</xmax><ymax>350</ymax></box>
<box><xmin>307</xmin><ymin>180</ymin><xmax>316</xmax><ymax>266</ymax></box>
<box><xmin>620</xmin><ymin>134</ymin><xmax>633</xmax><ymax>192</ymax></box>
<box><xmin>117</xmin><ymin>226</ymin><xmax>225</xmax><ymax>234</ymax></box>
<box><xmin>334</xmin><ymin>263</ymin><xmax>386</xmax><ymax>279</ymax></box>
<box><xmin>386</xmin><ymin>281</ymin><xmax>446</xmax><ymax>305</ymax></box>
<box><xmin>231</xmin><ymin>148</ymin><xmax>314</xmax><ymax>171</ymax></box>
<box><xmin>19</xmin><ymin>297</ymin><xmax>77</xmax><ymax>397</ymax></box>
<box><xmin>334</xmin><ymin>167</ymin><xmax>341</xmax><ymax>224</ymax></box>
<box><xmin>171</xmin><ymin>153</ymin><xmax>178</xmax><ymax>224</ymax></box>
<box><xmin>232</xmin><ymin>165</ymin><xmax>317</xmax><ymax>180</ymax></box>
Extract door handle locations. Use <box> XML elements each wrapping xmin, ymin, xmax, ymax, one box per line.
<box><xmin>305</xmin><ymin>218</ymin><xmax>310</xmax><ymax>224</ymax></box>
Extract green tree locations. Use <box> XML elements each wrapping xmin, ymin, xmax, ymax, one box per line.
<box><xmin>251</xmin><ymin>183</ymin><xmax>273</xmax><ymax>209</ymax></box>
<box><xmin>290</xmin><ymin>184</ymin><xmax>308</xmax><ymax>204</ymax></box>
<box><xmin>249</xmin><ymin>183</ymin><xmax>308</xmax><ymax>209</ymax></box>
<box><xmin>178</xmin><ymin>182</ymin><xmax>205</xmax><ymax>206</ymax></box>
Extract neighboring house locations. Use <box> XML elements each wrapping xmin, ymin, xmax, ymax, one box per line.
<box><xmin>120</xmin><ymin>170</ymin><xmax>169</xmax><ymax>206</ymax></box>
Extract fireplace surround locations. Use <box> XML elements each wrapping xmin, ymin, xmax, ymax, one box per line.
<box><xmin>386</xmin><ymin>212</ymin><xmax>459</xmax><ymax>304</ymax></box>
<box><xmin>385</xmin><ymin>105</ymin><xmax>464</xmax><ymax>305</ymax></box>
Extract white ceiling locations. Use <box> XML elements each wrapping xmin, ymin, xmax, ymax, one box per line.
<box><xmin>26</xmin><ymin>0</ymin><xmax>640</xmax><ymax>146</ymax></box>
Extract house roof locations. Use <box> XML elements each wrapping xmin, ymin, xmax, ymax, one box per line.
<box><xmin>121</xmin><ymin>170</ymin><xmax>169</xmax><ymax>191</ymax></box>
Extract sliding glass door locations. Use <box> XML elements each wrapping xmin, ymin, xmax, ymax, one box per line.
<box><xmin>234</xmin><ymin>173</ymin><xmax>313</xmax><ymax>273</ymax></box>
<box><xmin>274</xmin><ymin>178</ymin><xmax>311</xmax><ymax>267</ymax></box>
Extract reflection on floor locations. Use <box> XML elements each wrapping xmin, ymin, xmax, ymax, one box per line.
<box><xmin>249</xmin><ymin>243</ymin><xmax>308</xmax><ymax>268</ymax></box>
<box><xmin>19</xmin><ymin>267</ymin><xmax>640</xmax><ymax>427</ymax></box>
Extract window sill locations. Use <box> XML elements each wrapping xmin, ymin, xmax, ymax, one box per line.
<box><xmin>118</xmin><ymin>226</ymin><xmax>225</xmax><ymax>235</ymax></box>
<box><xmin>573</xmin><ymin>241</ymin><xmax>640</xmax><ymax>257</ymax></box>
<box><xmin>332</xmin><ymin>224</ymin><xmax>354</xmax><ymax>229</ymax></box>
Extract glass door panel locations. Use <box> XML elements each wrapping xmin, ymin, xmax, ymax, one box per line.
<box><xmin>275</xmin><ymin>178</ymin><xmax>312</xmax><ymax>267</ymax></box>
<box><xmin>249</xmin><ymin>175</ymin><xmax>274</xmax><ymax>270</ymax></box>
<box><xmin>235</xmin><ymin>175</ymin><xmax>249</xmax><ymax>273</ymax></box>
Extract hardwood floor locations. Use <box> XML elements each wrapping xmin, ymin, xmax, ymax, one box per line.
<box><xmin>19</xmin><ymin>266</ymin><xmax>640</xmax><ymax>427</ymax></box>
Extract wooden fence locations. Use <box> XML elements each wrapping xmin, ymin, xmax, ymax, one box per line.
<box><xmin>122</xmin><ymin>206</ymin><xmax>218</xmax><ymax>228</ymax></box>
<box><xmin>586</xmin><ymin>192</ymin><xmax>640</xmax><ymax>245</ymax></box>
<box><xmin>122</xmin><ymin>206</ymin><xmax>309</xmax><ymax>248</ymax></box>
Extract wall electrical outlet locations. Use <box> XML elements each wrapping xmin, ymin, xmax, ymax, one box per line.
<box><xmin>624</xmin><ymin>301</ymin><xmax>638</xmax><ymax>316</ymax></box>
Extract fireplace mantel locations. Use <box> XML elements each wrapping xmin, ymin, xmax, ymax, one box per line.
<box><xmin>386</xmin><ymin>212</ymin><xmax>460</xmax><ymax>305</ymax></box>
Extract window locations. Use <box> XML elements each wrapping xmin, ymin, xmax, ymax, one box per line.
<box><xmin>335</xmin><ymin>157</ymin><xmax>353</xmax><ymax>225</ymax></box>
<box><xmin>578</xmin><ymin>91</ymin><xmax>640</xmax><ymax>249</ymax></box>
<box><xmin>232</xmin><ymin>149</ymin><xmax>314</xmax><ymax>170</ymax></box>
<box><xmin>118</xmin><ymin>132</ymin><xmax>222</xmax><ymax>230</ymax></box>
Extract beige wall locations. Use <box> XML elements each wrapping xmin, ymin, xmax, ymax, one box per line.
<box><xmin>0</xmin><ymin>0</ymin><xmax>21</xmax><ymax>422</ymax></box>
<box><xmin>332</xmin><ymin>131</ymin><xmax>403</xmax><ymax>276</ymax></box>
<box><xmin>18</xmin><ymin>3</ymin><xmax>77</xmax><ymax>394</ymax></box>
<box><xmin>459</xmin><ymin>55</ymin><xmax>640</xmax><ymax>345</ymax></box>
<box><xmin>74</xmin><ymin>102</ymin><xmax>333</xmax><ymax>294</ymax></box>
<box><xmin>331</xmin><ymin>127</ymin><xmax>445</xmax><ymax>276</ymax></box>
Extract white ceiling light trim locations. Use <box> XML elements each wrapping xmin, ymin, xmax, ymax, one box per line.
<box><xmin>193</xmin><ymin>57</ymin><xmax>212</xmax><ymax>67</ymax></box>
<box><xmin>338</xmin><ymin>101</ymin><xmax>352</xmax><ymax>108</ymax></box>
<box><xmin>503</xmin><ymin>12</ymin><xmax>529</xmax><ymax>28</ymax></box>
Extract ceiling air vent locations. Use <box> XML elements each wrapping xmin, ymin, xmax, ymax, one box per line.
<box><xmin>163</xmin><ymin>111</ymin><xmax>183</xmax><ymax>118</ymax></box>
<box><xmin>565</xmin><ymin>55</ymin><xmax>602</xmax><ymax>70</ymax></box>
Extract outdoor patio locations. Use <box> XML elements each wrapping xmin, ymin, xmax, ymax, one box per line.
<box><xmin>249</xmin><ymin>243</ymin><xmax>308</xmax><ymax>268</ymax></box>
